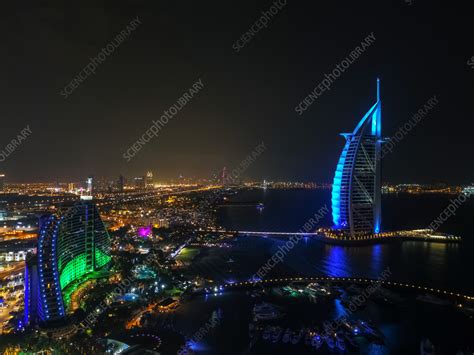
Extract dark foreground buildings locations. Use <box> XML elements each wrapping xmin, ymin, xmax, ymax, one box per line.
<box><xmin>24</xmin><ymin>197</ymin><xmax>111</xmax><ymax>326</ymax></box>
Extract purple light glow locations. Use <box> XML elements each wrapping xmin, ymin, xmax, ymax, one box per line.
<box><xmin>138</xmin><ymin>226</ymin><xmax>152</xmax><ymax>238</ymax></box>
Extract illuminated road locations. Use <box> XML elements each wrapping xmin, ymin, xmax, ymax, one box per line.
<box><xmin>126</xmin><ymin>302</ymin><xmax>158</xmax><ymax>330</ymax></box>
<box><xmin>0</xmin><ymin>262</ymin><xmax>24</xmax><ymax>282</ymax></box>
<box><xmin>96</xmin><ymin>185</ymin><xmax>223</xmax><ymax>207</ymax></box>
<box><xmin>0</xmin><ymin>263</ymin><xmax>24</xmax><ymax>333</ymax></box>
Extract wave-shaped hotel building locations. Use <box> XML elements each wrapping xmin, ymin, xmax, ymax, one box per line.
<box><xmin>24</xmin><ymin>197</ymin><xmax>111</xmax><ymax>326</ymax></box>
<box><xmin>331</xmin><ymin>79</ymin><xmax>383</xmax><ymax>237</ymax></box>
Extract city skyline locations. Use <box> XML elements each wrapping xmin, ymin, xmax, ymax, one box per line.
<box><xmin>0</xmin><ymin>1</ymin><xmax>472</xmax><ymax>184</ymax></box>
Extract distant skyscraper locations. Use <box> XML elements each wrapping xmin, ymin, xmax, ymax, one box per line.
<box><xmin>221</xmin><ymin>167</ymin><xmax>228</xmax><ymax>185</ymax></box>
<box><xmin>146</xmin><ymin>171</ymin><xmax>153</xmax><ymax>188</ymax></box>
<box><xmin>87</xmin><ymin>176</ymin><xmax>93</xmax><ymax>194</ymax></box>
<box><xmin>0</xmin><ymin>174</ymin><xmax>4</xmax><ymax>191</ymax></box>
<box><xmin>331</xmin><ymin>79</ymin><xmax>383</xmax><ymax>237</ymax></box>
<box><xmin>118</xmin><ymin>174</ymin><xmax>125</xmax><ymax>192</ymax></box>
<box><xmin>24</xmin><ymin>198</ymin><xmax>111</xmax><ymax>326</ymax></box>
<box><xmin>134</xmin><ymin>176</ymin><xmax>145</xmax><ymax>189</ymax></box>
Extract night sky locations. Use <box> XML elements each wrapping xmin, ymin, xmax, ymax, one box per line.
<box><xmin>0</xmin><ymin>1</ymin><xmax>472</xmax><ymax>183</ymax></box>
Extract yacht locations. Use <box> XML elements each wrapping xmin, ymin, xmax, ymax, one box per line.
<box><xmin>253</xmin><ymin>302</ymin><xmax>282</xmax><ymax>321</ymax></box>
<box><xmin>253</xmin><ymin>302</ymin><xmax>275</xmax><ymax>312</ymax></box>
<box><xmin>282</xmin><ymin>328</ymin><xmax>291</xmax><ymax>343</ymax></box>
<box><xmin>311</xmin><ymin>334</ymin><xmax>323</xmax><ymax>349</ymax></box>
<box><xmin>291</xmin><ymin>329</ymin><xmax>303</xmax><ymax>344</ymax></box>
<box><xmin>357</xmin><ymin>320</ymin><xmax>384</xmax><ymax>340</ymax></box>
<box><xmin>372</xmin><ymin>287</ymin><xmax>404</xmax><ymax>305</ymax></box>
<box><xmin>342</xmin><ymin>319</ymin><xmax>361</xmax><ymax>336</ymax></box>
<box><xmin>336</xmin><ymin>332</ymin><xmax>347</xmax><ymax>351</ymax></box>
<box><xmin>272</xmin><ymin>327</ymin><xmax>282</xmax><ymax>343</ymax></box>
<box><xmin>262</xmin><ymin>326</ymin><xmax>271</xmax><ymax>341</ymax></box>
<box><xmin>248</xmin><ymin>322</ymin><xmax>255</xmax><ymax>338</ymax></box>
<box><xmin>254</xmin><ymin>311</ymin><xmax>281</xmax><ymax>321</ymax></box>
<box><xmin>325</xmin><ymin>335</ymin><xmax>335</xmax><ymax>349</ymax></box>
<box><xmin>306</xmin><ymin>283</ymin><xmax>331</xmax><ymax>297</ymax></box>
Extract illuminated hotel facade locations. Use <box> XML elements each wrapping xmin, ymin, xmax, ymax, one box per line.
<box><xmin>24</xmin><ymin>197</ymin><xmax>111</xmax><ymax>326</ymax></box>
<box><xmin>331</xmin><ymin>79</ymin><xmax>383</xmax><ymax>237</ymax></box>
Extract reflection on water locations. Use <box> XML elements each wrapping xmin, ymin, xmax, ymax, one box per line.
<box><xmin>333</xmin><ymin>299</ymin><xmax>347</xmax><ymax>319</ymax></box>
<box><xmin>190</xmin><ymin>235</ymin><xmax>472</xmax><ymax>294</ymax></box>
<box><xmin>324</xmin><ymin>246</ymin><xmax>350</xmax><ymax>277</ymax></box>
<box><xmin>216</xmin><ymin>189</ymin><xmax>473</xmax><ymax>294</ymax></box>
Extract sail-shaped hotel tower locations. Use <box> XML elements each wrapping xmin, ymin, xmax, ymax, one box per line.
<box><xmin>331</xmin><ymin>79</ymin><xmax>383</xmax><ymax>237</ymax></box>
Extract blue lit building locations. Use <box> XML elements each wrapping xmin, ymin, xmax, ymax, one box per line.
<box><xmin>24</xmin><ymin>197</ymin><xmax>111</xmax><ymax>326</ymax></box>
<box><xmin>331</xmin><ymin>79</ymin><xmax>383</xmax><ymax>237</ymax></box>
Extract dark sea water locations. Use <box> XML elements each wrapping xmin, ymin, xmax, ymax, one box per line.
<box><xmin>211</xmin><ymin>188</ymin><xmax>474</xmax><ymax>294</ymax></box>
<box><xmin>174</xmin><ymin>189</ymin><xmax>474</xmax><ymax>354</ymax></box>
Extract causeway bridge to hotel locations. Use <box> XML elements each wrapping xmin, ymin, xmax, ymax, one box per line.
<box><xmin>228</xmin><ymin>229</ymin><xmax>462</xmax><ymax>243</ymax></box>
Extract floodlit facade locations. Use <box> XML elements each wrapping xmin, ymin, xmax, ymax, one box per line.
<box><xmin>24</xmin><ymin>198</ymin><xmax>111</xmax><ymax>326</ymax></box>
<box><xmin>331</xmin><ymin>79</ymin><xmax>383</xmax><ymax>237</ymax></box>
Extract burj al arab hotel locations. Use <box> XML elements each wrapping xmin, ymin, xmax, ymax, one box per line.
<box><xmin>331</xmin><ymin>79</ymin><xmax>383</xmax><ymax>237</ymax></box>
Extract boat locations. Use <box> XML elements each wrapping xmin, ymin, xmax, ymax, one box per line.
<box><xmin>291</xmin><ymin>329</ymin><xmax>303</xmax><ymax>344</ymax></box>
<box><xmin>282</xmin><ymin>285</ymin><xmax>300</xmax><ymax>295</ymax></box>
<box><xmin>336</xmin><ymin>332</ymin><xmax>346</xmax><ymax>351</ymax></box>
<box><xmin>341</xmin><ymin>319</ymin><xmax>361</xmax><ymax>336</ymax></box>
<box><xmin>253</xmin><ymin>302</ymin><xmax>275</xmax><ymax>313</ymax></box>
<box><xmin>250</xmin><ymin>290</ymin><xmax>262</xmax><ymax>298</ymax></box>
<box><xmin>325</xmin><ymin>335</ymin><xmax>335</xmax><ymax>349</ymax></box>
<box><xmin>272</xmin><ymin>287</ymin><xmax>285</xmax><ymax>296</ymax></box>
<box><xmin>282</xmin><ymin>328</ymin><xmax>291</xmax><ymax>344</ymax></box>
<box><xmin>372</xmin><ymin>287</ymin><xmax>404</xmax><ymax>305</ymax></box>
<box><xmin>272</xmin><ymin>327</ymin><xmax>282</xmax><ymax>343</ymax></box>
<box><xmin>420</xmin><ymin>338</ymin><xmax>435</xmax><ymax>355</ymax></box>
<box><xmin>253</xmin><ymin>302</ymin><xmax>282</xmax><ymax>321</ymax></box>
<box><xmin>308</xmin><ymin>294</ymin><xmax>318</xmax><ymax>304</ymax></box>
<box><xmin>216</xmin><ymin>308</ymin><xmax>223</xmax><ymax>320</ymax></box>
<box><xmin>311</xmin><ymin>334</ymin><xmax>323</xmax><ymax>349</ymax></box>
<box><xmin>254</xmin><ymin>312</ymin><xmax>281</xmax><ymax>321</ymax></box>
<box><xmin>262</xmin><ymin>326</ymin><xmax>271</xmax><ymax>341</ymax></box>
<box><xmin>306</xmin><ymin>283</ymin><xmax>332</xmax><ymax>297</ymax></box>
<box><xmin>357</xmin><ymin>320</ymin><xmax>384</xmax><ymax>340</ymax></box>
<box><xmin>417</xmin><ymin>293</ymin><xmax>451</xmax><ymax>306</ymax></box>
<box><xmin>248</xmin><ymin>322</ymin><xmax>255</xmax><ymax>338</ymax></box>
